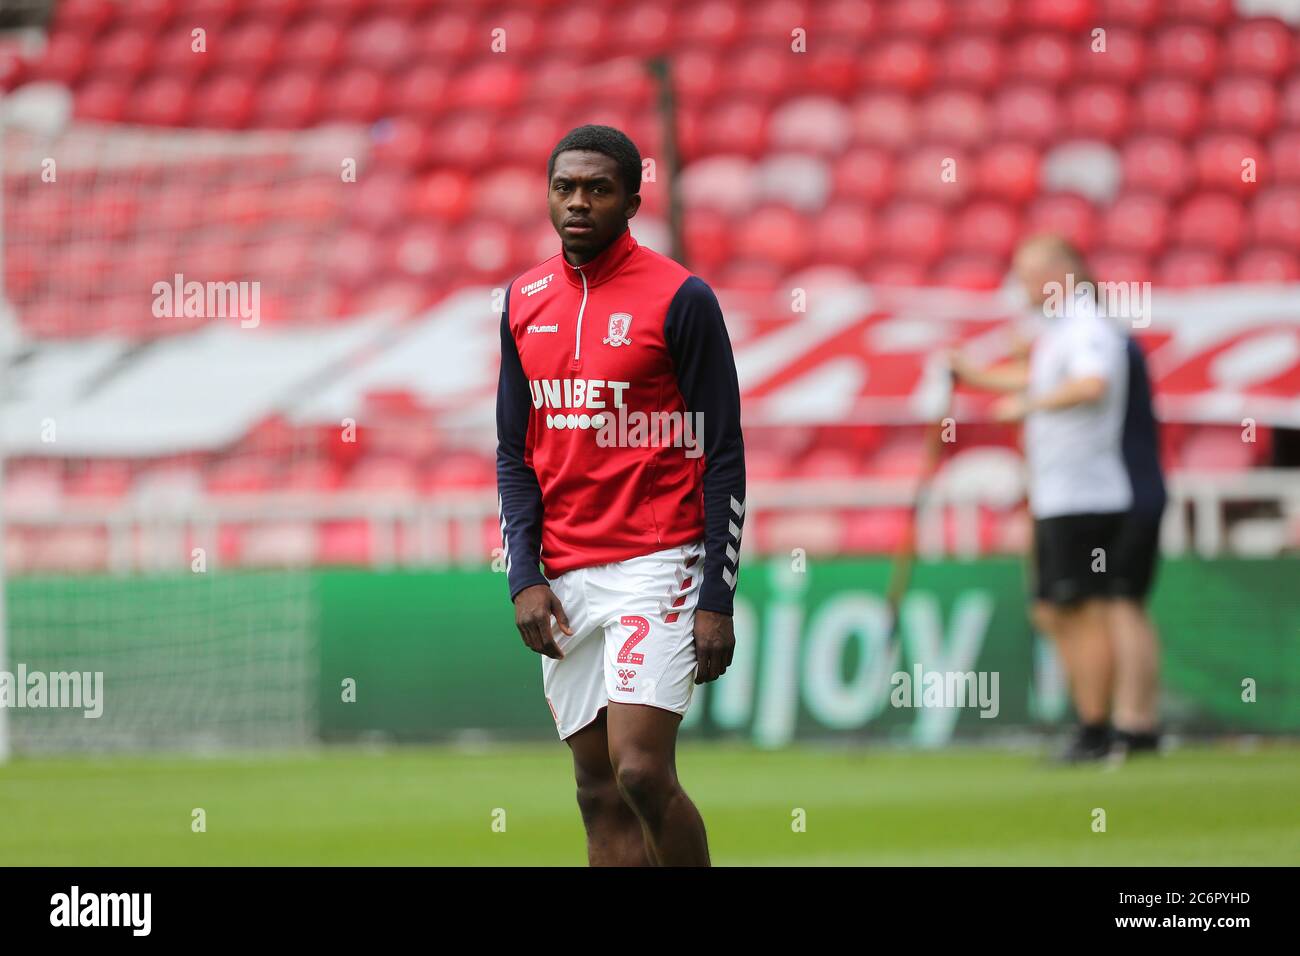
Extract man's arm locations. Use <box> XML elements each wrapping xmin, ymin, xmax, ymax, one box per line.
<box><xmin>949</xmin><ymin>352</ymin><xmax>1030</xmax><ymax>393</ymax></box>
<box><xmin>665</xmin><ymin>276</ymin><xmax>746</xmax><ymax>614</ymax></box>
<box><xmin>495</xmin><ymin>290</ymin><xmax>568</xmax><ymax>658</ymax></box>
<box><xmin>495</xmin><ymin>291</ymin><xmax>547</xmax><ymax>599</ymax></box>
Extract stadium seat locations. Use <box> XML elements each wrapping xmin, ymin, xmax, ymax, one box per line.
<box><xmin>1157</xmin><ymin>248</ymin><xmax>1229</xmax><ymax>286</ymax></box>
<box><xmin>1173</xmin><ymin>193</ymin><xmax>1247</xmax><ymax>254</ymax></box>
<box><xmin>1208</xmin><ymin>76</ymin><xmax>1280</xmax><ymax>136</ymax></box>
<box><xmin>1251</xmin><ymin>188</ymin><xmax>1300</xmax><ymax>245</ymax></box>
<box><xmin>1235</xmin><ymin>247</ymin><xmax>1300</xmax><ymax>282</ymax></box>
<box><xmin>1152</xmin><ymin>25</ymin><xmax>1220</xmax><ymax>82</ymax></box>
<box><xmin>1101</xmin><ymin>194</ymin><xmax>1170</xmax><ymax>255</ymax></box>
<box><xmin>1121</xmin><ymin>136</ymin><xmax>1195</xmax><ymax>199</ymax></box>
<box><xmin>936</xmin><ymin>34</ymin><xmax>1003</xmax><ymax>91</ymax></box>
<box><xmin>1224</xmin><ymin>17</ymin><xmax>1294</xmax><ymax>78</ymax></box>
<box><xmin>1066</xmin><ymin>84</ymin><xmax>1132</xmax><ymax>142</ymax></box>
<box><xmin>1134</xmin><ymin>79</ymin><xmax>1204</xmax><ymax>138</ymax></box>
<box><xmin>850</xmin><ymin>92</ymin><xmax>918</xmax><ymax>149</ymax></box>
<box><xmin>1009</xmin><ymin>33</ymin><xmax>1074</xmax><ymax>87</ymax></box>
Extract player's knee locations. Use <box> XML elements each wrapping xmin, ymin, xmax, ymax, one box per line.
<box><xmin>575</xmin><ymin>780</ymin><xmax>623</xmax><ymax>827</ymax></box>
<box><xmin>613</xmin><ymin>760</ymin><xmax>673</xmax><ymax>817</ymax></box>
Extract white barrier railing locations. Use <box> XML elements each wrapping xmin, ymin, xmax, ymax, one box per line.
<box><xmin>2</xmin><ymin>469</ymin><xmax>1297</xmax><ymax>573</ymax></box>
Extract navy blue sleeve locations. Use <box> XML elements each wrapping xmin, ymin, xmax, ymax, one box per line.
<box><xmin>495</xmin><ymin>288</ymin><xmax>549</xmax><ymax>601</ymax></box>
<box><xmin>665</xmin><ymin>276</ymin><xmax>746</xmax><ymax>616</ymax></box>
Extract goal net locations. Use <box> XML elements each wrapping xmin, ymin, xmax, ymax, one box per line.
<box><xmin>0</xmin><ymin>91</ymin><xmax>365</xmax><ymax>755</ymax></box>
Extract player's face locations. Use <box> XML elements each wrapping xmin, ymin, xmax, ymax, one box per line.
<box><xmin>1013</xmin><ymin>245</ymin><xmax>1068</xmax><ymax>310</ymax></box>
<box><xmin>548</xmin><ymin>150</ymin><xmax>640</xmax><ymax>265</ymax></box>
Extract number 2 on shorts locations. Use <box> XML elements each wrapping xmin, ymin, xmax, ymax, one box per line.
<box><xmin>617</xmin><ymin>615</ymin><xmax>649</xmax><ymax>665</ymax></box>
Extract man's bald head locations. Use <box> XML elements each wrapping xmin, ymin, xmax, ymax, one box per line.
<box><xmin>1013</xmin><ymin>234</ymin><xmax>1093</xmax><ymax>309</ymax></box>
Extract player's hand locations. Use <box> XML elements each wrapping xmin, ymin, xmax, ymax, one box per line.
<box><xmin>945</xmin><ymin>350</ymin><xmax>975</xmax><ymax>383</ymax></box>
<box><xmin>513</xmin><ymin>584</ymin><xmax>572</xmax><ymax>660</ymax></box>
<box><xmin>991</xmin><ymin>393</ymin><xmax>1030</xmax><ymax>423</ymax></box>
<box><xmin>692</xmin><ymin>609</ymin><xmax>734</xmax><ymax>684</ymax></box>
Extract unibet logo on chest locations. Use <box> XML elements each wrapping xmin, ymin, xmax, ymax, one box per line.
<box><xmin>529</xmin><ymin>378</ymin><xmax>629</xmax><ymax>431</ymax></box>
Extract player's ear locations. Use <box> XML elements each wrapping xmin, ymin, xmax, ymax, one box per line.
<box><xmin>624</xmin><ymin>192</ymin><xmax>641</xmax><ymax>220</ymax></box>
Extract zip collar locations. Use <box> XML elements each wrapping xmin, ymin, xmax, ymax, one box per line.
<box><xmin>561</xmin><ymin>227</ymin><xmax>638</xmax><ymax>289</ymax></box>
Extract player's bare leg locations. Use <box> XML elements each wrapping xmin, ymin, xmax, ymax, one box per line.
<box><xmin>1109</xmin><ymin>598</ymin><xmax>1160</xmax><ymax>733</ymax></box>
<box><xmin>1042</xmin><ymin>598</ymin><xmax>1113</xmax><ymax>726</ymax></box>
<box><xmin>566</xmin><ymin>708</ymin><xmax>654</xmax><ymax>867</ymax></box>
<box><xmin>606</xmin><ymin>702</ymin><xmax>709</xmax><ymax>867</ymax></box>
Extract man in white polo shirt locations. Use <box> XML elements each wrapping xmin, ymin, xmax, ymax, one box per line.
<box><xmin>952</xmin><ymin>235</ymin><xmax>1131</xmax><ymax>762</ymax></box>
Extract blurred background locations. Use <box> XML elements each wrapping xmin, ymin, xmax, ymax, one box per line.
<box><xmin>0</xmin><ymin>0</ymin><xmax>1297</xmax><ymax>775</ymax></box>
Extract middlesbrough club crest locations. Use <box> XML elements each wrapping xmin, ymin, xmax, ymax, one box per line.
<box><xmin>603</xmin><ymin>312</ymin><xmax>632</xmax><ymax>347</ymax></box>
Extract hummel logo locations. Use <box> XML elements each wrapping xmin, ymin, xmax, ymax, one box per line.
<box><xmin>521</xmin><ymin>274</ymin><xmax>555</xmax><ymax>297</ymax></box>
<box><xmin>526</xmin><ymin>324</ymin><xmax>558</xmax><ymax>334</ymax></box>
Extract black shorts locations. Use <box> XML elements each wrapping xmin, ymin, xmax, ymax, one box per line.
<box><xmin>1108</xmin><ymin>509</ymin><xmax>1163</xmax><ymax>601</ymax></box>
<box><xmin>1032</xmin><ymin>512</ymin><xmax>1125</xmax><ymax>606</ymax></box>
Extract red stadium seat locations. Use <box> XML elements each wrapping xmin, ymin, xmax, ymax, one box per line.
<box><xmin>1235</xmin><ymin>247</ymin><xmax>1300</xmax><ymax>282</ymax></box>
<box><xmin>93</xmin><ymin>28</ymin><xmax>152</xmax><ymax>79</ymax></box>
<box><xmin>1224</xmin><ymin>17</ymin><xmax>1294</xmax><ymax>78</ymax></box>
<box><xmin>864</xmin><ymin>39</ymin><xmax>935</xmax><ymax>92</ymax></box>
<box><xmin>899</xmin><ymin>145</ymin><xmax>972</xmax><ymax>206</ymax></box>
<box><xmin>933</xmin><ymin>254</ymin><xmax>1006</xmax><ymax>290</ymax></box>
<box><xmin>1076</xmin><ymin>28</ymin><xmax>1145</xmax><ymax>84</ymax></box>
<box><xmin>1066</xmin><ymin>84</ymin><xmax>1132</xmax><ymax>142</ymax></box>
<box><xmin>936</xmin><ymin>35</ymin><xmax>1004</xmax><ymax>91</ymax></box>
<box><xmin>866</xmin><ymin>259</ymin><xmax>929</xmax><ymax>287</ymax></box>
<box><xmin>877</xmin><ymin>201</ymin><xmax>948</xmax><ymax>264</ymax></box>
<box><xmin>975</xmin><ymin>142</ymin><xmax>1040</xmax><ymax>203</ymax></box>
<box><xmin>1270</xmin><ymin>130</ymin><xmax>1300</xmax><ymax>184</ymax></box>
<box><xmin>1089</xmin><ymin>249</ymin><xmax>1152</xmax><ymax>285</ymax></box>
<box><xmin>1152</xmin><ymin>25</ymin><xmax>1220</xmax><ymax>81</ymax></box>
<box><xmin>1098</xmin><ymin>0</ymin><xmax>1163</xmax><ymax>28</ymax></box>
<box><xmin>1281</xmin><ymin>75</ymin><xmax>1300</xmax><ymax>126</ymax></box>
<box><xmin>1173</xmin><ymin>193</ymin><xmax>1247</xmax><ymax>254</ymax></box>
<box><xmin>30</xmin><ymin>30</ymin><xmax>91</xmax><ymax>85</ymax></box>
<box><xmin>1101</xmin><ymin>194</ymin><xmax>1170</xmax><ymax>255</ymax></box>
<box><xmin>1008</xmin><ymin>33</ymin><xmax>1074</xmax><ymax>87</ymax></box>
<box><xmin>1024</xmin><ymin>0</ymin><xmax>1093</xmax><ymax>30</ymax></box>
<box><xmin>1026</xmin><ymin>193</ymin><xmax>1099</xmax><ymax>252</ymax></box>
<box><xmin>699</xmin><ymin>99</ymin><xmax>770</xmax><ymax>157</ymax></box>
<box><xmin>132</xmin><ymin>75</ymin><xmax>194</xmax><ymax>126</ymax></box>
<box><xmin>952</xmin><ymin>200</ymin><xmax>1021</xmax><ymax>257</ymax></box>
<box><xmin>193</xmin><ymin>72</ymin><xmax>257</xmax><ymax>128</ymax></box>
<box><xmin>1251</xmin><ymin>188</ymin><xmax>1300</xmax><ymax>246</ymax></box>
<box><xmin>813</xmin><ymin>205</ymin><xmax>877</xmax><ymax>266</ymax></box>
<box><xmin>282</xmin><ymin>19</ymin><xmax>347</xmax><ymax>70</ymax></box>
<box><xmin>1172</xmin><ymin>0</ymin><xmax>1233</xmax><ymax>26</ymax></box>
<box><xmin>678</xmin><ymin>0</ymin><xmax>744</xmax><ymax>47</ymax></box>
<box><xmin>832</xmin><ymin>148</ymin><xmax>894</xmax><ymax>205</ymax></box>
<box><xmin>723</xmin><ymin>46</ymin><xmax>794</xmax><ymax>99</ymax></box>
<box><xmin>1121</xmin><ymin>136</ymin><xmax>1194</xmax><ymax>199</ymax></box>
<box><xmin>218</xmin><ymin>18</ymin><xmax>282</xmax><ymax>76</ymax></box>
<box><xmin>1194</xmin><ymin>132</ymin><xmax>1264</xmax><ymax>197</ymax></box>
<box><xmin>885</xmin><ymin>0</ymin><xmax>952</xmax><ymax>37</ymax></box>
<box><xmin>991</xmin><ymin>85</ymin><xmax>1059</xmax><ymax>144</ymax></box>
<box><xmin>1157</xmin><ymin>248</ymin><xmax>1228</xmax><ymax>286</ymax></box>
<box><xmin>953</xmin><ymin>0</ymin><xmax>1017</xmax><ymax>32</ymax></box>
<box><xmin>75</xmin><ymin>76</ymin><xmax>130</xmax><ymax>122</ymax></box>
<box><xmin>918</xmin><ymin>90</ymin><xmax>991</xmax><ymax>147</ymax></box>
<box><xmin>734</xmin><ymin>206</ymin><xmax>809</xmax><ymax>273</ymax></box>
<box><xmin>850</xmin><ymin>92</ymin><xmax>918</xmax><ymax>148</ymax></box>
<box><xmin>255</xmin><ymin>70</ymin><xmax>325</xmax><ymax>127</ymax></box>
<box><xmin>1134</xmin><ymin>79</ymin><xmax>1204</xmax><ymax>138</ymax></box>
<box><xmin>1208</xmin><ymin>76</ymin><xmax>1280</xmax><ymax>136</ymax></box>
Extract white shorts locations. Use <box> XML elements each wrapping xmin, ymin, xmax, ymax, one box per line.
<box><xmin>542</xmin><ymin>540</ymin><xmax>704</xmax><ymax>740</ymax></box>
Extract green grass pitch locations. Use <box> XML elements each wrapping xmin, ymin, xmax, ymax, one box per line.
<box><xmin>1</xmin><ymin>744</ymin><xmax>1296</xmax><ymax>865</ymax></box>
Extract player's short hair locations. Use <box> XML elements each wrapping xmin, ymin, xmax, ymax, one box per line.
<box><xmin>547</xmin><ymin>125</ymin><xmax>642</xmax><ymax>196</ymax></box>
<box><xmin>1016</xmin><ymin>233</ymin><xmax>1097</xmax><ymax>295</ymax></box>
